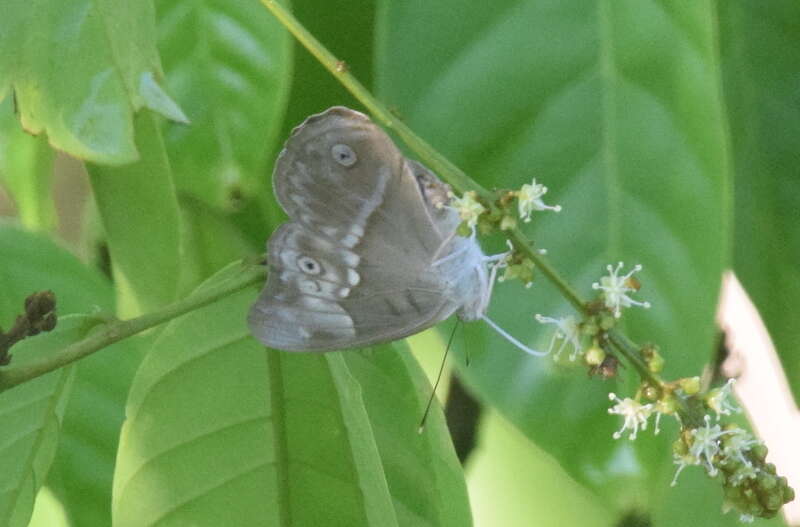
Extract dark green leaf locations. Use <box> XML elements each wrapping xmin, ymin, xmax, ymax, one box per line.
<box><xmin>719</xmin><ymin>0</ymin><xmax>800</xmax><ymax>403</ymax></box>
<box><xmin>281</xmin><ymin>0</ymin><xmax>376</xmax><ymax>130</ymax></box>
<box><xmin>376</xmin><ymin>0</ymin><xmax>730</xmax><ymax>510</ymax></box>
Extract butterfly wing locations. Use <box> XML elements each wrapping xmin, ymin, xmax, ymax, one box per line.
<box><xmin>248</xmin><ymin>107</ymin><xmax>466</xmax><ymax>351</ymax></box>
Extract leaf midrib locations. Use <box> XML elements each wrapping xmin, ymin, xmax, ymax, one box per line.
<box><xmin>597</xmin><ymin>0</ymin><xmax>622</xmax><ymax>260</ymax></box>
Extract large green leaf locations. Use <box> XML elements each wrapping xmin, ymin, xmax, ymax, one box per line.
<box><xmin>0</xmin><ymin>223</ymin><xmax>136</xmax><ymax>526</ymax></box>
<box><xmin>376</xmin><ymin>0</ymin><xmax>730</xmax><ymax>515</ymax></box>
<box><xmin>0</xmin><ymin>0</ymin><xmax>186</xmax><ymax>164</ymax></box>
<box><xmin>113</xmin><ymin>264</ymin><xmax>469</xmax><ymax>526</ymax></box>
<box><xmin>0</xmin><ymin>99</ymin><xmax>56</xmax><ymax>232</ymax></box>
<box><xmin>156</xmin><ymin>0</ymin><xmax>293</xmax><ymax>208</ymax></box>
<box><xmin>88</xmin><ymin>110</ymin><xmax>183</xmax><ymax>317</ymax></box>
<box><xmin>718</xmin><ymin>0</ymin><xmax>800</xmax><ymax>403</ymax></box>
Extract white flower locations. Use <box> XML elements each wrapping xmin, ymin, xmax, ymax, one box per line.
<box><xmin>449</xmin><ymin>191</ymin><xmax>485</xmax><ymax>229</ymax></box>
<box><xmin>671</xmin><ymin>416</ymin><xmax>755</xmax><ymax>486</ymax></box>
<box><xmin>592</xmin><ymin>262</ymin><xmax>651</xmax><ymax>318</ymax></box>
<box><xmin>707</xmin><ymin>378</ymin><xmax>741</xmax><ymax>420</ymax></box>
<box><xmin>516</xmin><ymin>179</ymin><xmax>561</xmax><ymax>222</ymax></box>
<box><xmin>689</xmin><ymin>415</ymin><xmax>732</xmax><ymax>476</ymax></box>
<box><xmin>535</xmin><ymin>314</ymin><xmax>582</xmax><ymax>360</ymax></box>
<box><xmin>722</xmin><ymin>427</ymin><xmax>762</xmax><ymax>467</ymax></box>
<box><xmin>608</xmin><ymin>393</ymin><xmax>653</xmax><ymax>440</ymax></box>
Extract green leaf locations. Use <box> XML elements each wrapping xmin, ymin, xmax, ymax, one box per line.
<box><xmin>281</xmin><ymin>0</ymin><xmax>376</xmax><ymax>128</ymax></box>
<box><xmin>344</xmin><ymin>345</ymin><xmax>472</xmax><ymax>527</ymax></box>
<box><xmin>88</xmin><ymin>110</ymin><xmax>183</xmax><ymax>317</ymax></box>
<box><xmin>0</xmin><ymin>99</ymin><xmax>56</xmax><ymax>232</ymax></box>
<box><xmin>0</xmin><ymin>317</ymin><xmax>82</xmax><ymax>527</ymax></box>
<box><xmin>177</xmin><ymin>195</ymin><xmax>259</xmax><ymax>295</ymax></box>
<box><xmin>718</xmin><ymin>1</ymin><xmax>800</xmax><ymax>402</ymax></box>
<box><xmin>376</xmin><ymin>0</ymin><xmax>730</xmax><ymax>509</ymax></box>
<box><xmin>0</xmin><ymin>224</ymin><xmax>110</xmax><ymax>320</ymax></box>
<box><xmin>113</xmin><ymin>266</ymin><xmax>398</xmax><ymax>526</ymax></box>
<box><xmin>0</xmin><ymin>223</ymin><xmax>135</xmax><ymax>526</ymax></box>
<box><xmin>157</xmin><ymin>0</ymin><xmax>293</xmax><ymax>207</ymax></box>
<box><xmin>0</xmin><ymin>0</ymin><xmax>186</xmax><ymax>164</ymax></box>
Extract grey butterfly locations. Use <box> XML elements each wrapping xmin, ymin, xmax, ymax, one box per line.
<box><xmin>248</xmin><ymin>107</ymin><xmax>532</xmax><ymax>353</ymax></box>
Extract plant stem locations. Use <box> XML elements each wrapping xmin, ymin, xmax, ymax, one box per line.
<box><xmin>0</xmin><ymin>262</ymin><xmax>266</xmax><ymax>393</ymax></box>
<box><xmin>507</xmin><ymin>230</ymin><xmax>586</xmax><ymax>313</ymax></box>
<box><xmin>607</xmin><ymin>328</ymin><xmax>664</xmax><ymax>392</ymax></box>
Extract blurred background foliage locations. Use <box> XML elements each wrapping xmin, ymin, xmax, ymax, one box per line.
<box><xmin>0</xmin><ymin>0</ymin><xmax>797</xmax><ymax>526</ymax></box>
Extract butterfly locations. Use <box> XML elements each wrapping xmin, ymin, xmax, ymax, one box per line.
<box><xmin>248</xmin><ymin>106</ymin><xmax>538</xmax><ymax>355</ymax></box>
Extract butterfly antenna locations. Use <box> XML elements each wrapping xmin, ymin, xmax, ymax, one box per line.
<box><xmin>464</xmin><ymin>344</ymin><xmax>471</xmax><ymax>367</ymax></box>
<box><xmin>418</xmin><ymin>320</ymin><xmax>461</xmax><ymax>434</ymax></box>
<box><xmin>480</xmin><ymin>315</ymin><xmax>548</xmax><ymax>357</ymax></box>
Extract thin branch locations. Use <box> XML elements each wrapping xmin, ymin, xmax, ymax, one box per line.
<box><xmin>607</xmin><ymin>328</ymin><xmax>664</xmax><ymax>392</ymax></box>
<box><xmin>0</xmin><ymin>262</ymin><xmax>266</xmax><ymax>393</ymax></box>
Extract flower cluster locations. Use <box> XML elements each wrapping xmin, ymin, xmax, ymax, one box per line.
<box><xmin>452</xmin><ymin>176</ymin><xmax>793</xmax><ymax>523</ymax></box>
<box><xmin>670</xmin><ymin>414</ymin><xmax>793</xmax><ymax>521</ymax></box>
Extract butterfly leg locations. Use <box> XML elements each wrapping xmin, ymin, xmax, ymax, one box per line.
<box><xmin>431</xmin><ymin>229</ymin><xmax>457</xmax><ymax>263</ymax></box>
